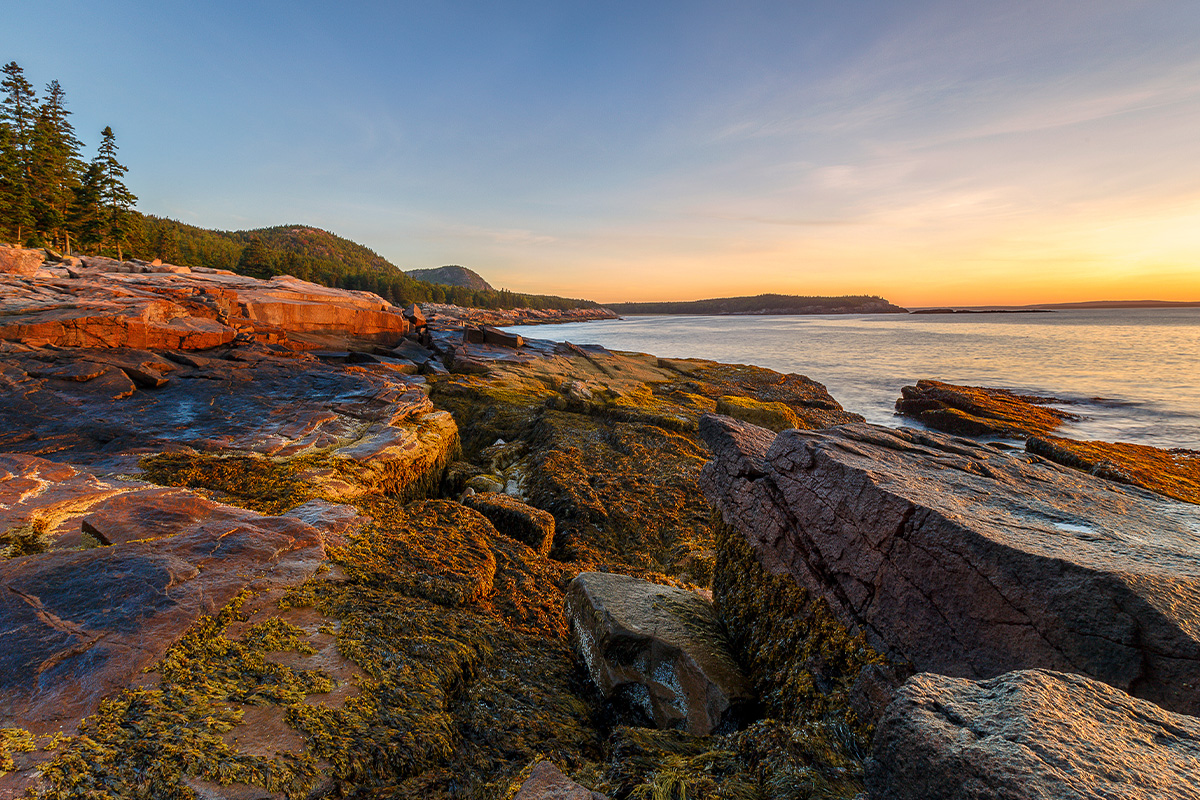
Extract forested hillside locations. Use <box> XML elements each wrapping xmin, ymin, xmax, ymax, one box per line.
<box><xmin>609</xmin><ymin>294</ymin><xmax>907</xmax><ymax>315</ymax></box>
<box><xmin>1</xmin><ymin>59</ymin><xmax>599</xmax><ymax>312</ymax></box>
<box><xmin>134</xmin><ymin>217</ymin><xmax>599</xmax><ymax>310</ymax></box>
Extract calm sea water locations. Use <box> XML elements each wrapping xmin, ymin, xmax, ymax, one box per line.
<box><xmin>504</xmin><ymin>309</ymin><xmax>1200</xmax><ymax>450</ymax></box>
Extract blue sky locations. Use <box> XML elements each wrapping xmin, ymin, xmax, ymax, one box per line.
<box><xmin>5</xmin><ymin>1</ymin><xmax>1200</xmax><ymax>304</ymax></box>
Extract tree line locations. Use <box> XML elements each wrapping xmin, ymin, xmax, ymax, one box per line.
<box><xmin>0</xmin><ymin>59</ymin><xmax>598</xmax><ymax>312</ymax></box>
<box><xmin>0</xmin><ymin>61</ymin><xmax>137</xmax><ymax>258</ymax></box>
<box><xmin>130</xmin><ymin>216</ymin><xmax>599</xmax><ymax>310</ymax></box>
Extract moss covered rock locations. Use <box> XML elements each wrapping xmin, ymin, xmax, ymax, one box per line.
<box><xmin>463</xmin><ymin>492</ymin><xmax>556</xmax><ymax>556</ymax></box>
<box><xmin>566</xmin><ymin>572</ymin><xmax>752</xmax><ymax>736</ymax></box>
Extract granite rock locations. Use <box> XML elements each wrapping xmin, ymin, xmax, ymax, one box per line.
<box><xmin>566</xmin><ymin>571</ymin><xmax>753</xmax><ymax>735</ymax></box>
<box><xmin>0</xmin><ymin>471</ymin><xmax>332</xmax><ymax>735</ymax></box>
<box><xmin>867</xmin><ymin>669</ymin><xmax>1200</xmax><ymax>800</ymax></box>
<box><xmin>514</xmin><ymin>761</ymin><xmax>608</xmax><ymax>800</ymax></box>
<box><xmin>699</xmin><ymin>414</ymin><xmax>1200</xmax><ymax>715</ymax></box>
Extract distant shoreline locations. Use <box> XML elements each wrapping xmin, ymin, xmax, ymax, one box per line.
<box><xmin>910</xmin><ymin>300</ymin><xmax>1200</xmax><ymax>311</ymax></box>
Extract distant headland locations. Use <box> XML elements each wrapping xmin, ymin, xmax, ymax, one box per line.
<box><xmin>607</xmin><ymin>294</ymin><xmax>908</xmax><ymax>315</ymax></box>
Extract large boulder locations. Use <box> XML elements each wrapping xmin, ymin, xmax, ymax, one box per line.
<box><xmin>699</xmin><ymin>415</ymin><xmax>1200</xmax><ymax>715</ymax></box>
<box><xmin>0</xmin><ymin>245</ymin><xmax>45</xmax><ymax>276</ymax></box>
<box><xmin>565</xmin><ymin>572</ymin><xmax>752</xmax><ymax>735</ymax></box>
<box><xmin>867</xmin><ymin>669</ymin><xmax>1200</xmax><ymax>800</ymax></box>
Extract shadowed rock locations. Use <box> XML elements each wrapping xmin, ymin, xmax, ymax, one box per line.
<box><xmin>566</xmin><ymin>572</ymin><xmax>753</xmax><ymax>735</ymax></box>
<box><xmin>867</xmin><ymin>669</ymin><xmax>1200</xmax><ymax>800</ymax></box>
<box><xmin>0</xmin><ymin>344</ymin><xmax>452</xmax><ymax>477</ymax></box>
<box><xmin>699</xmin><ymin>414</ymin><xmax>1200</xmax><ymax>715</ymax></box>
<box><xmin>462</xmin><ymin>492</ymin><xmax>555</xmax><ymax>555</ymax></box>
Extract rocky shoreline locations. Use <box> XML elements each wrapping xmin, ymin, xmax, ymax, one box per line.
<box><xmin>2</xmin><ymin>246</ymin><xmax>1199</xmax><ymax>799</ymax></box>
<box><xmin>421</xmin><ymin>302</ymin><xmax>619</xmax><ymax>328</ymax></box>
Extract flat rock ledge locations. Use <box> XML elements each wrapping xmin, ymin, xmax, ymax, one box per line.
<box><xmin>1</xmin><ymin>253</ymin><xmax>411</xmax><ymax>351</ymax></box>
<box><xmin>565</xmin><ymin>572</ymin><xmax>753</xmax><ymax>735</ymax></box>
<box><xmin>867</xmin><ymin>669</ymin><xmax>1200</xmax><ymax>800</ymax></box>
<box><xmin>698</xmin><ymin>414</ymin><xmax>1200</xmax><ymax>715</ymax></box>
<box><xmin>0</xmin><ymin>454</ymin><xmax>355</xmax><ymax>735</ymax></box>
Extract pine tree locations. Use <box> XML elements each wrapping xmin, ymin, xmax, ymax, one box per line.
<box><xmin>67</xmin><ymin>161</ymin><xmax>104</xmax><ymax>252</ymax></box>
<box><xmin>93</xmin><ymin>126</ymin><xmax>137</xmax><ymax>260</ymax></box>
<box><xmin>29</xmin><ymin>80</ymin><xmax>84</xmax><ymax>252</ymax></box>
<box><xmin>1</xmin><ymin>62</ymin><xmax>38</xmax><ymax>242</ymax></box>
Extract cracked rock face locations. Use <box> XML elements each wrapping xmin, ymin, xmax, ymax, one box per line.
<box><xmin>0</xmin><ymin>461</ymin><xmax>340</xmax><ymax>734</ymax></box>
<box><xmin>0</xmin><ymin>343</ymin><xmax>449</xmax><ymax>474</ymax></box>
<box><xmin>699</xmin><ymin>415</ymin><xmax>1200</xmax><ymax>715</ymax></box>
<box><xmin>565</xmin><ymin>571</ymin><xmax>753</xmax><ymax>735</ymax></box>
<box><xmin>867</xmin><ymin>669</ymin><xmax>1200</xmax><ymax>800</ymax></box>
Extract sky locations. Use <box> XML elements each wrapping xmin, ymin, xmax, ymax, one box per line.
<box><xmin>4</xmin><ymin>0</ymin><xmax>1200</xmax><ymax>306</ymax></box>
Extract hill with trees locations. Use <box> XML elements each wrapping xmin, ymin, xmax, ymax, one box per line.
<box><xmin>133</xmin><ymin>217</ymin><xmax>599</xmax><ymax>311</ymax></box>
<box><xmin>404</xmin><ymin>265</ymin><xmax>494</xmax><ymax>291</ymax></box>
<box><xmin>0</xmin><ymin>59</ymin><xmax>600</xmax><ymax>313</ymax></box>
<box><xmin>608</xmin><ymin>294</ymin><xmax>908</xmax><ymax>315</ymax></box>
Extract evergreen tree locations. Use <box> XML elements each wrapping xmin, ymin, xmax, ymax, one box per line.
<box><xmin>0</xmin><ymin>124</ymin><xmax>27</xmax><ymax>243</ymax></box>
<box><xmin>237</xmin><ymin>237</ymin><xmax>275</xmax><ymax>278</ymax></box>
<box><xmin>1</xmin><ymin>62</ymin><xmax>38</xmax><ymax>242</ymax></box>
<box><xmin>1</xmin><ymin>62</ymin><xmax>36</xmax><ymax>155</ymax></box>
<box><xmin>92</xmin><ymin>126</ymin><xmax>137</xmax><ymax>259</ymax></box>
<box><xmin>67</xmin><ymin>161</ymin><xmax>104</xmax><ymax>252</ymax></box>
<box><xmin>29</xmin><ymin>80</ymin><xmax>84</xmax><ymax>252</ymax></box>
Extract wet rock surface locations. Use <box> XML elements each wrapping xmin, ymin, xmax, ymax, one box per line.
<box><xmin>867</xmin><ymin>669</ymin><xmax>1200</xmax><ymax>800</ymax></box>
<box><xmin>0</xmin><ymin>342</ymin><xmax>451</xmax><ymax>475</ymax></box>
<box><xmin>1028</xmin><ymin>434</ymin><xmax>1200</xmax><ymax>505</ymax></box>
<box><xmin>700</xmin><ymin>415</ymin><xmax>1200</xmax><ymax>715</ymax></box>
<box><xmin>566</xmin><ymin>572</ymin><xmax>752</xmax><ymax>735</ymax></box>
<box><xmin>0</xmin><ymin>464</ymin><xmax>330</xmax><ymax>735</ymax></box>
<box><xmin>895</xmin><ymin>379</ymin><xmax>1078</xmax><ymax>439</ymax></box>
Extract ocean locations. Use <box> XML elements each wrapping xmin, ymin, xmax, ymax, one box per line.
<box><xmin>504</xmin><ymin>308</ymin><xmax>1200</xmax><ymax>451</ymax></box>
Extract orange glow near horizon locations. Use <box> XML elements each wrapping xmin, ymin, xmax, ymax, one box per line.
<box><xmin>478</xmin><ymin>190</ymin><xmax>1200</xmax><ymax>308</ymax></box>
